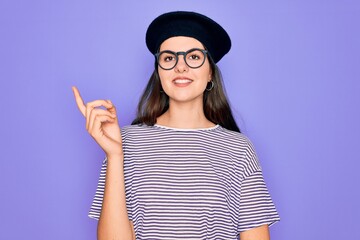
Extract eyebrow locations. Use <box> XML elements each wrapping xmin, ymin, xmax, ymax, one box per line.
<box><xmin>158</xmin><ymin>47</ymin><xmax>206</xmax><ymax>53</ymax></box>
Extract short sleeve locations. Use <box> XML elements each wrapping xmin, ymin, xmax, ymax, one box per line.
<box><xmin>237</xmin><ymin>170</ymin><xmax>280</xmax><ymax>232</ymax></box>
<box><xmin>88</xmin><ymin>158</ymin><xmax>108</xmax><ymax>220</ymax></box>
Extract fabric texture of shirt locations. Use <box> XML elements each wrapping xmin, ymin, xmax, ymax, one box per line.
<box><xmin>89</xmin><ymin>124</ymin><xmax>280</xmax><ymax>239</ymax></box>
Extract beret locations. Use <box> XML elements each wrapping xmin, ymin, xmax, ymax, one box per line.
<box><xmin>146</xmin><ymin>11</ymin><xmax>231</xmax><ymax>63</ymax></box>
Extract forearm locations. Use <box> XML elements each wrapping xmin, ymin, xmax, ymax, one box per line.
<box><xmin>98</xmin><ymin>154</ymin><xmax>134</xmax><ymax>240</ymax></box>
<box><xmin>240</xmin><ymin>224</ymin><xmax>270</xmax><ymax>240</ymax></box>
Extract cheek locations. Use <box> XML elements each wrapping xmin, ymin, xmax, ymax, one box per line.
<box><xmin>201</xmin><ymin>61</ymin><xmax>212</xmax><ymax>80</ymax></box>
<box><xmin>158</xmin><ymin>70</ymin><xmax>168</xmax><ymax>85</ymax></box>
<box><xmin>202</xmin><ymin>66</ymin><xmax>212</xmax><ymax>81</ymax></box>
<box><xmin>158</xmin><ymin>70</ymin><xmax>173</xmax><ymax>91</ymax></box>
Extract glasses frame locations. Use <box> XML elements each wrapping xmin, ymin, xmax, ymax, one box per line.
<box><xmin>155</xmin><ymin>48</ymin><xmax>208</xmax><ymax>70</ymax></box>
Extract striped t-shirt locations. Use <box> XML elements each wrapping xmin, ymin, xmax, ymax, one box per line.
<box><xmin>89</xmin><ymin>124</ymin><xmax>280</xmax><ymax>239</ymax></box>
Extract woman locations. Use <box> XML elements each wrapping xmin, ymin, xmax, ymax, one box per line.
<box><xmin>73</xmin><ymin>11</ymin><xmax>279</xmax><ymax>240</ymax></box>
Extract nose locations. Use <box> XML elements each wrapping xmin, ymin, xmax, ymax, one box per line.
<box><xmin>175</xmin><ymin>54</ymin><xmax>188</xmax><ymax>72</ymax></box>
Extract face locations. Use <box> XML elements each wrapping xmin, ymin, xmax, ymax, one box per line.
<box><xmin>158</xmin><ymin>36</ymin><xmax>212</xmax><ymax>105</ymax></box>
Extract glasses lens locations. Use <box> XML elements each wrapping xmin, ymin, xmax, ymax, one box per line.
<box><xmin>185</xmin><ymin>49</ymin><xmax>206</xmax><ymax>68</ymax></box>
<box><xmin>158</xmin><ymin>51</ymin><xmax>177</xmax><ymax>70</ymax></box>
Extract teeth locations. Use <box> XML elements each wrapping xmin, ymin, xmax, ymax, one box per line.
<box><xmin>174</xmin><ymin>79</ymin><xmax>192</xmax><ymax>83</ymax></box>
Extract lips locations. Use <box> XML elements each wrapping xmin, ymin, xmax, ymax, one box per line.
<box><xmin>173</xmin><ymin>79</ymin><xmax>192</xmax><ymax>84</ymax></box>
<box><xmin>172</xmin><ymin>77</ymin><xmax>193</xmax><ymax>87</ymax></box>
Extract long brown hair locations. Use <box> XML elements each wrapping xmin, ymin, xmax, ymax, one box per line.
<box><xmin>132</xmin><ymin>56</ymin><xmax>240</xmax><ymax>133</ymax></box>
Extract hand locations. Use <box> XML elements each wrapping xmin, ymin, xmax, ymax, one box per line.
<box><xmin>72</xmin><ymin>86</ymin><xmax>123</xmax><ymax>157</ymax></box>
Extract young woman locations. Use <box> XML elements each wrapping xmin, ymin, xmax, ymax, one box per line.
<box><xmin>73</xmin><ymin>11</ymin><xmax>279</xmax><ymax>240</ymax></box>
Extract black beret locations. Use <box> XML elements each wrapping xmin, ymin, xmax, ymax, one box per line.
<box><xmin>146</xmin><ymin>11</ymin><xmax>231</xmax><ymax>63</ymax></box>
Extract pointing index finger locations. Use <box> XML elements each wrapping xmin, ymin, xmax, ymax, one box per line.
<box><xmin>72</xmin><ymin>86</ymin><xmax>86</xmax><ymax>117</ymax></box>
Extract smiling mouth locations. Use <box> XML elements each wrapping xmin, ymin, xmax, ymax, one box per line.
<box><xmin>173</xmin><ymin>79</ymin><xmax>193</xmax><ymax>84</ymax></box>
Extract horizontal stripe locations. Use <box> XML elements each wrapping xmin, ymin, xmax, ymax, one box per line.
<box><xmin>89</xmin><ymin>124</ymin><xmax>279</xmax><ymax>239</ymax></box>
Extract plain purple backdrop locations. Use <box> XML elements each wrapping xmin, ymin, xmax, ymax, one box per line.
<box><xmin>1</xmin><ymin>0</ymin><xmax>359</xmax><ymax>239</ymax></box>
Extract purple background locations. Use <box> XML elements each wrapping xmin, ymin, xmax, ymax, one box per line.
<box><xmin>1</xmin><ymin>0</ymin><xmax>359</xmax><ymax>239</ymax></box>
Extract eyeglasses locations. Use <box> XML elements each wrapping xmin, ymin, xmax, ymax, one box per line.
<box><xmin>155</xmin><ymin>48</ymin><xmax>208</xmax><ymax>70</ymax></box>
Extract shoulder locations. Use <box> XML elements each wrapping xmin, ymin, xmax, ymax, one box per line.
<box><xmin>214</xmin><ymin>126</ymin><xmax>261</xmax><ymax>174</ymax></box>
<box><xmin>121</xmin><ymin>123</ymin><xmax>147</xmax><ymax>135</ymax></box>
<box><xmin>121</xmin><ymin>124</ymin><xmax>150</xmax><ymax>134</ymax></box>
<box><xmin>120</xmin><ymin>124</ymin><xmax>159</xmax><ymax>141</ymax></box>
<box><xmin>214</xmin><ymin>126</ymin><xmax>256</xmax><ymax>151</ymax></box>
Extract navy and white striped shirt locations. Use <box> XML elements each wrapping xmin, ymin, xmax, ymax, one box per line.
<box><xmin>89</xmin><ymin>124</ymin><xmax>279</xmax><ymax>239</ymax></box>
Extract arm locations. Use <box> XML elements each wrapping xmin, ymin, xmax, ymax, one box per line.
<box><xmin>97</xmin><ymin>154</ymin><xmax>135</xmax><ymax>240</ymax></box>
<box><xmin>72</xmin><ymin>87</ymin><xmax>135</xmax><ymax>240</ymax></box>
<box><xmin>240</xmin><ymin>224</ymin><xmax>270</xmax><ymax>240</ymax></box>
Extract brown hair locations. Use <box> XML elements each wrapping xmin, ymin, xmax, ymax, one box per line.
<box><xmin>132</xmin><ymin>57</ymin><xmax>240</xmax><ymax>132</ymax></box>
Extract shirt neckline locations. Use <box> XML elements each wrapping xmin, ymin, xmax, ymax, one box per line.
<box><xmin>153</xmin><ymin>124</ymin><xmax>220</xmax><ymax>132</ymax></box>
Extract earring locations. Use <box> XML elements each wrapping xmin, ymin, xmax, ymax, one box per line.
<box><xmin>205</xmin><ymin>80</ymin><xmax>214</xmax><ymax>91</ymax></box>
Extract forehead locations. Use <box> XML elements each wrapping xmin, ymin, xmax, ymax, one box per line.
<box><xmin>159</xmin><ymin>36</ymin><xmax>205</xmax><ymax>51</ymax></box>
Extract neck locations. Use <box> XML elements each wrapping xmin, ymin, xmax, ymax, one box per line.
<box><xmin>156</xmin><ymin>100</ymin><xmax>215</xmax><ymax>129</ymax></box>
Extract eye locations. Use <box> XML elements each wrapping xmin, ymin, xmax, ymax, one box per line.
<box><xmin>187</xmin><ymin>49</ymin><xmax>204</xmax><ymax>61</ymax></box>
<box><xmin>188</xmin><ymin>54</ymin><xmax>200</xmax><ymax>60</ymax></box>
<box><xmin>164</xmin><ymin>56</ymin><xmax>175</xmax><ymax>62</ymax></box>
<box><xmin>160</xmin><ymin>52</ymin><xmax>176</xmax><ymax>62</ymax></box>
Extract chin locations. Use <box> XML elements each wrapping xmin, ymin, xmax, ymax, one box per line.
<box><xmin>168</xmin><ymin>94</ymin><xmax>204</xmax><ymax>104</ymax></box>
